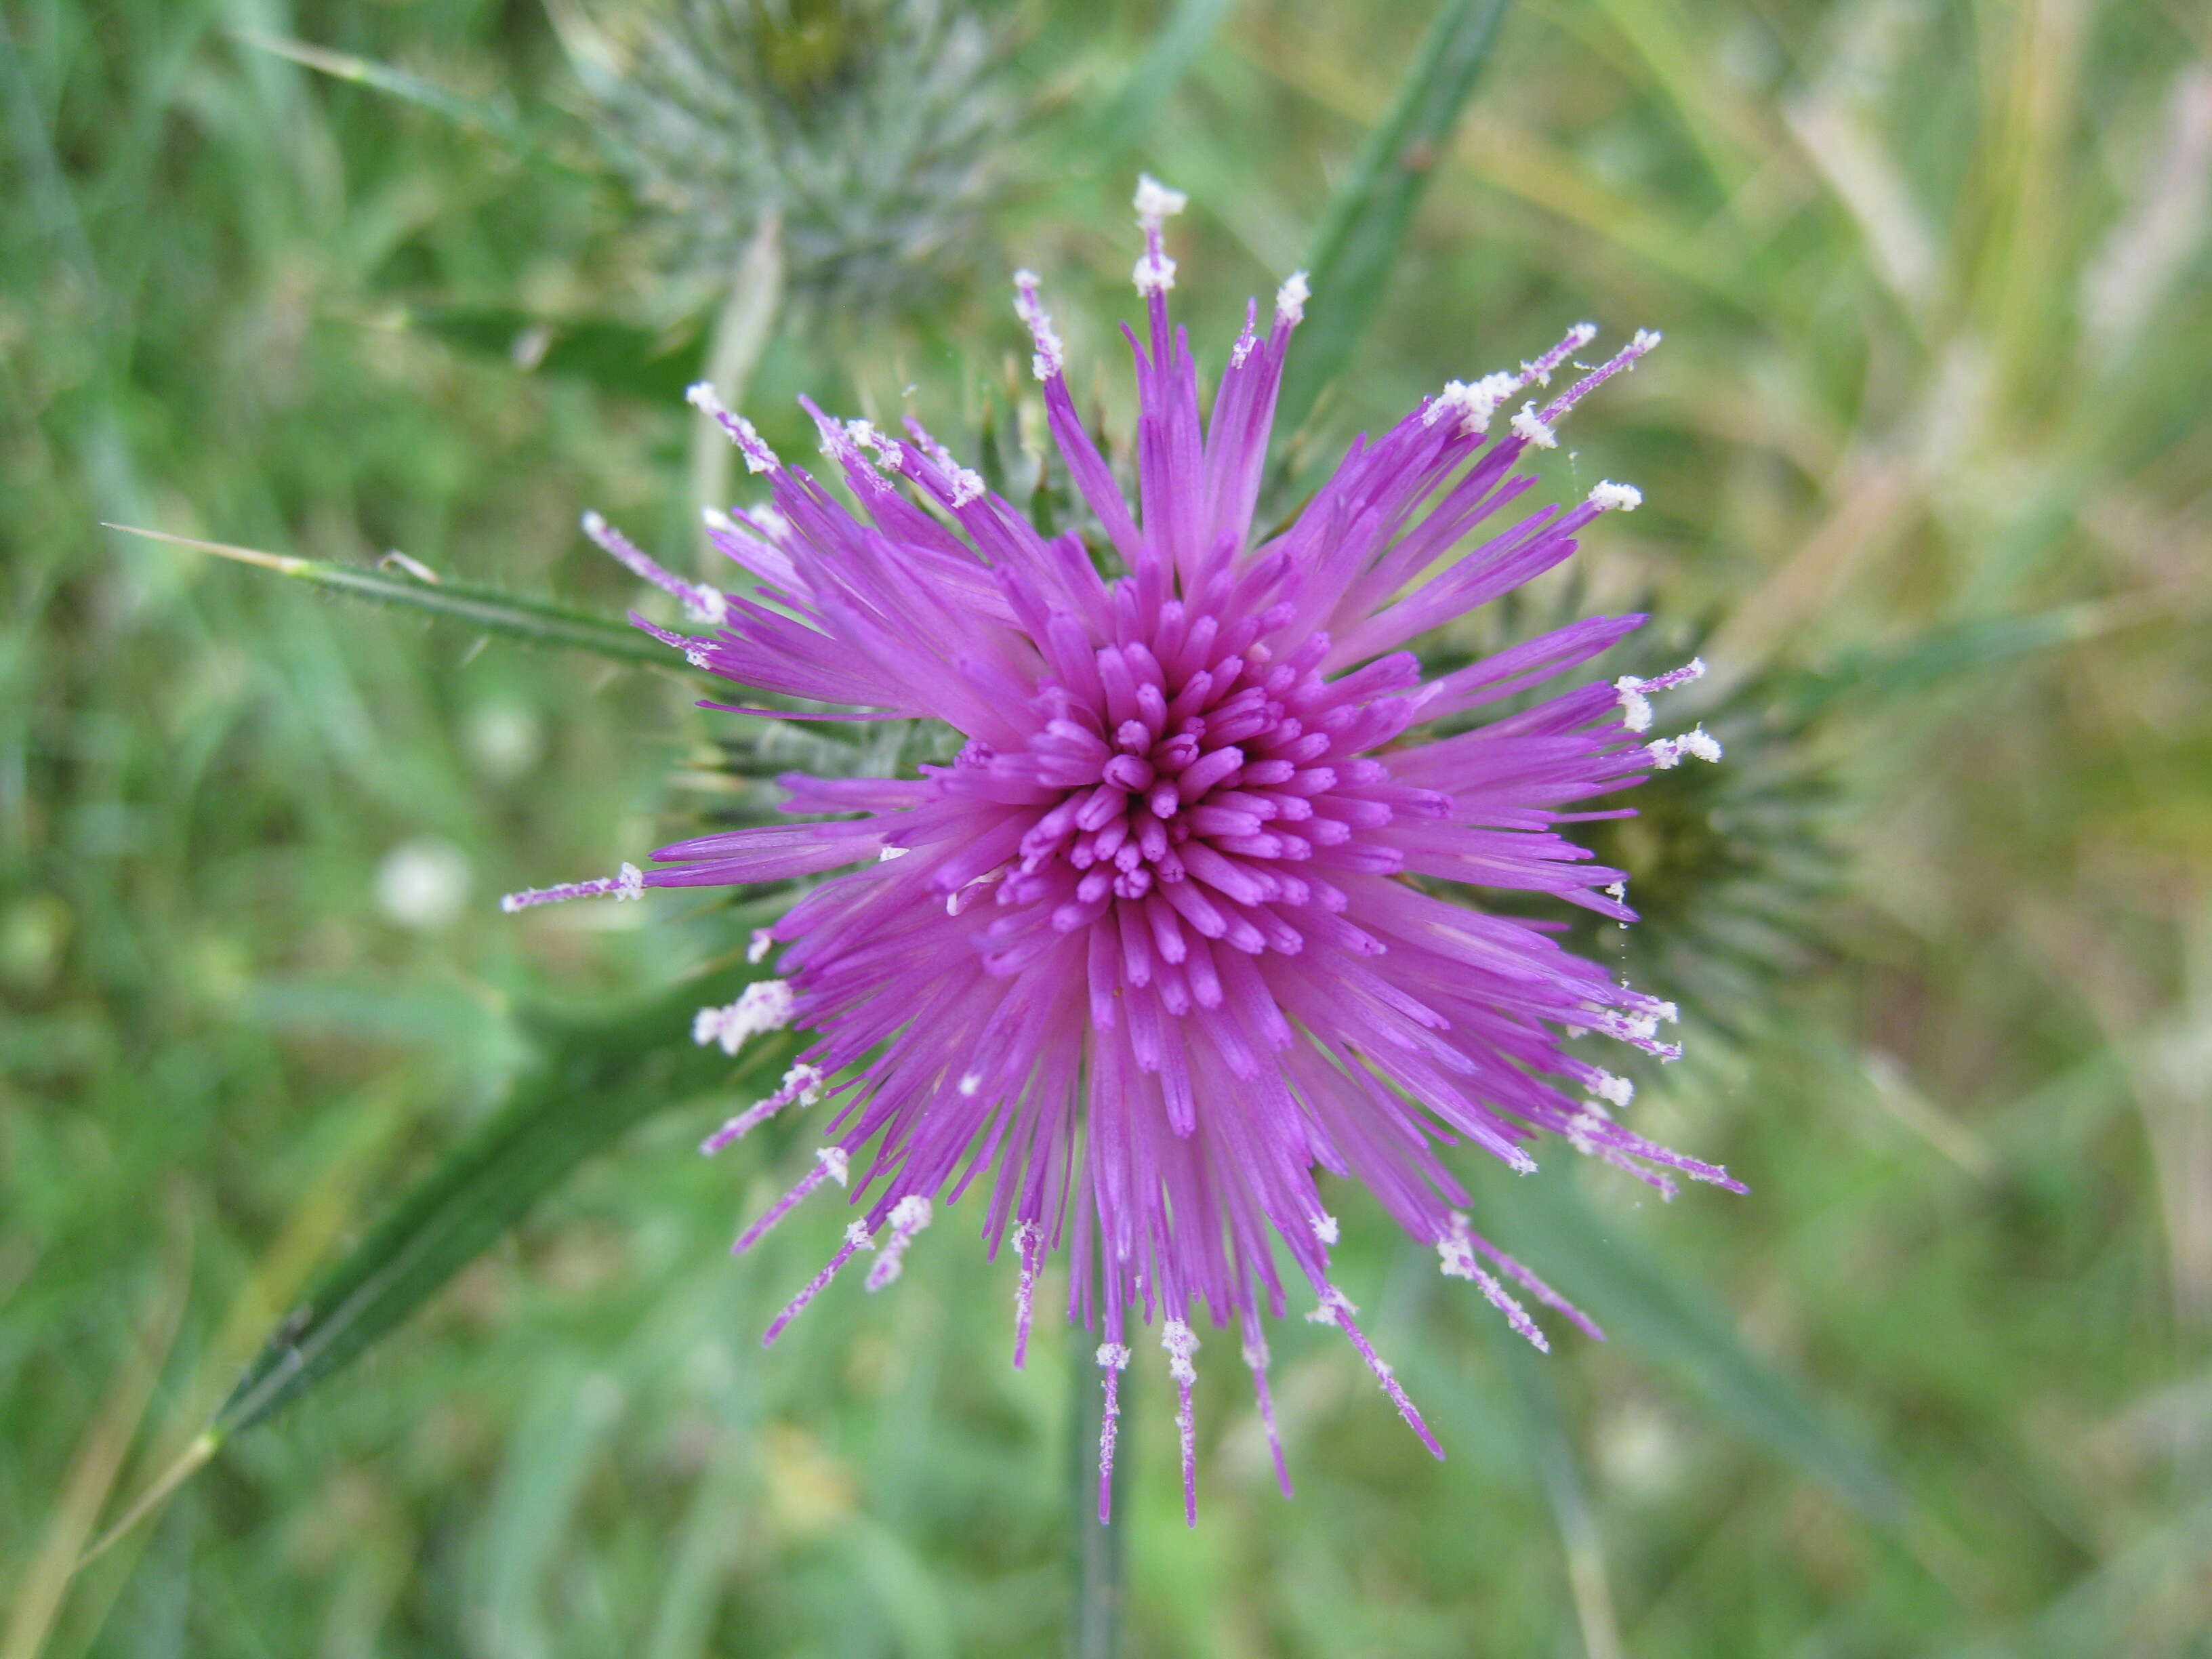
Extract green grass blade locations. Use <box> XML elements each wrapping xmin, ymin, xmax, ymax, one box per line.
<box><xmin>1086</xmin><ymin>0</ymin><xmax>1237</xmax><ymax>152</ymax></box>
<box><xmin>211</xmin><ymin>973</ymin><xmax>797</xmax><ymax>1440</ymax></box>
<box><xmin>1475</xmin><ymin>1164</ymin><xmax>1905</xmax><ymax>1520</ymax></box>
<box><xmin>1490</xmin><ymin>1325</ymin><xmax>1626</xmax><ymax>1659</ymax></box>
<box><xmin>232</xmin><ymin>30</ymin><xmax>546</xmax><ymax>161</ymax></box>
<box><xmin>1273</xmin><ymin>0</ymin><xmax>1513</xmax><ymax>440</ymax></box>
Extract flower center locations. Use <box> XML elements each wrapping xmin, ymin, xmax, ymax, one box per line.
<box><xmin>945</xmin><ymin>599</ymin><xmax>1414</xmax><ymax>968</ymax></box>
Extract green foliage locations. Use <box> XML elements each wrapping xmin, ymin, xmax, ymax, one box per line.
<box><xmin>1271</xmin><ymin>0</ymin><xmax>1511</xmax><ymax>442</ymax></box>
<box><xmin>212</xmin><ymin>973</ymin><xmax>798</xmax><ymax>1441</ymax></box>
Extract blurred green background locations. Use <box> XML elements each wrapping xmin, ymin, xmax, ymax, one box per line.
<box><xmin>5</xmin><ymin>0</ymin><xmax>2210</xmax><ymax>1654</ymax></box>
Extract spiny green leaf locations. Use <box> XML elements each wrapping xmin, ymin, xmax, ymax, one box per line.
<box><xmin>211</xmin><ymin>972</ymin><xmax>798</xmax><ymax>1440</ymax></box>
<box><xmin>1273</xmin><ymin>0</ymin><xmax>1513</xmax><ymax>441</ymax></box>
<box><xmin>1473</xmin><ymin>1163</ymin><xmax>1905</xmax><ymax>1520</ymax></box>
<box><xmin>106</xmin><ymin>524</ymin><xmax>692</xmax><ymax>671</ymax></box>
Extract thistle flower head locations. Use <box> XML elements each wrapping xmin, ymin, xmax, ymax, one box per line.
<box><xmin>514</xmin><ymin>179</ymin><xmax>1736</xmax><ymax>1520</ymax></box>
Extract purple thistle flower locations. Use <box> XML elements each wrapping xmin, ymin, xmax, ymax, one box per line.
<box><xmin>508</xmin><ymin>178</ymin><xmax>1737</xmax><ymax>1522</ymax></box>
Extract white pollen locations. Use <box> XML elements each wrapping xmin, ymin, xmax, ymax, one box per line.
<box><xmin>845</xmin><ymin>1220</ymin><xmax>875</xmax><ymax>1250</ymax></box>
<box><xmin>1589</xmin><ymin>480</ymin><xmax>1643</xmax><ymax>512</ymax></box>
<box><xmin>1631</xmin><ymin>327</ymin><xmax>1663</xmax><ymax>353</ymax></box>
<box><xmin>687</xmin><ymin>382</ymin><xmax>780</xmax><ymax>473</ymax></box>
<box><xmin>1614</xmin><ymin>677</ymin><xmax>1655</xmax><ymax>733</ymax></box>
<box><xmin>701</xmin><ymin>506</ymin><xmax>734</xmax><ymax>533</ymax></box>
<box><xmin>1161</xmin><ymin>1317</ymin><xmax>1200</xmax><ymax>1385</ymax></box>
<box><xmin>1133</xmin><ymin>251</ymin><xmax>1179</xmax><ymax>295</ymax></box>
<box><xmin>1511</xmin><ymin>403</ymin><xmax>1559</xmax><ymax>449</ymax></box>
<box><xmin>878</xmin><ymin>844</ymin><xmax>910</xmax><ymax>861</ymax></box>
<box><xmin>890</xmin><ymin>1194</ymin><xmax>933</xmax><ymax>1231</ymax></box>
<box><xmin>958</xmin><ymin>1071</ymin><xmax>983</xmax><ymax>1097</ymax></box>
<box><xmin>781</xmin><ymin>1062</ymin><xmax>827</xmax><ymax>1107</ymax></box>
<box><xmin>1132</xmin><ymin>174</ymin><xmax>1189</xmax><ymax>226</ymax></box>
<box><xmin>816</xmin><ymin>1146</ymin><xmax>851</xmax><ymax>1187</ymax></box>
<box><xmin>1647</xmin><ymin>725</ymin><xmax>1723</xmax><ymax>769</ymax></box>
<box><xmin>1305</xmin><ymin>1285</ymin><xmax>1358</xmax><ymax>1324</ymax></box>
<box><xmin>1012</xmin><ymin>270</ymin><xmax>1065</xmax><ymax>380</ymax></box>
<box><xmin>1275</xmin><ymin>270</ymin><xmax>1311</xmax><ymax>325</ymax></box>
<box><xmin>947</xmin><ymin>468</ymin><xmax>985</xmax><ymax>508</ymax></box>
<box><xmin>1310</xmin><ymin>1212</ymin><xmax>1340</xmax><ymax>1246</ymax></box>
<box><xmin>1591</xmin><ymin>1072</ymin><xmax>1635</xmax><ymax>1108</ymax></box>
<box><xmin>1097</xmin><ymin>1343</ymin><xmax>1132</xmax><ymax>1370</ymax></box>
<box><xmin>692</xmin><ymin>978</ymin><xmax>796</xmax><ymax>1055</ymax></box>
<box><xmin>747</xmin><ymin>927</ymin><xmax>775</xmax><ymax>964</ymax></box>
<box><xmin>684</xmin><ymin>647</ymin><xmax>710</xmax><ymax>669</ymax></box>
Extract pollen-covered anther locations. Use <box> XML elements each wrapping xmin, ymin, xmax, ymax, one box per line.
<box><xmin>846</xmin><ymin>418</ymin><xmax>905</xmax><ymax>476</ymax></box>
<box><xmin>699</xmin><ymin>1056</ymin><xmax>827</xmax><ymax>1158</ymax></box>
<box><xmin>1614</xmin><ymin>676</ymin><xmax>1655</xmax><ymax>733</ymax></box>
<box><xmin>498</xmin><ymin>861</ymin><xmax>645</xmax><ymax>914</ymax></box>
<box><xmin>1162</xmin><ymin>1317</ymin><xmax>1202</xmax><ymax>1525</ymax></box>
<box><xmin>582</xmin><ymin>511</ymin><xmax>729</xmax><ymax>624</ymax></box>
<box><xmin>1309</xmin><ymin>1212</ymin><xmax>1340</xmax><ymax>1246</ymax></box>
<box><xmin>685</xmin><ymin>381</ymin><xmax>781</xmax><ymax>474</ymax></box>
<box><xmin>1134</xmin><ymin>249</ymin><xmax>1179</xmax><ymax>296</ymax></box>
<box><xmin>692</xmin><ymin>978</ymin><xmax>796</xmax><ymax>1055</ymax></box>
<box><xmin>1441</xmin><ymin>1215</ymin><xmax>1552</xmax><ymax>1352</ymax></box>
<box><xmin>1425</xmin><ymin>371</ymin><xmax>1516</xmax><ymax>434</ymax></box>
<box><xmin>1591</xmin><ymin>1071</ymin><xmax>1635</xmax><ymax>1108</ymax></box>
<box><xmin>1011</xmin><ymin>1219</ymin><xmax>1047</xmax><ymax>1367</ymax></box>
<box><xmin>815</xmin><ymin>1145</ymin><xmax>851</xmax><ymax>1187</ymax></box>
<box><xmin>1011</xmin><ymin>268</ymin><xmax>1064</xmax><ymax>380</ymax></box>
<box><xmin>747</xmin><ymin>927</ymin><xmax>775</xmax><ymax>964</ymax></box>
<box><xmin>1162</xmin><ymin>1317</ymin><xmax>1200</xmax><ymax>1385</ymax></box>
<box><xmin>1132</xmin><ymin>173</ymin><xmax>1188</xmax><ymax>228</ymax></box>
<box><xmin>1275</xmin><ymin>270</ymin><xmax>1311</xmax><ymax>326</ymax></box>
<box><xmin>1305</xmin><ymin>1285</ymin><xmax>1357</xmax><ymax>1324</ymax></box>
<box><xmin>1647</xmin><ymin>724</ymin><xmax>1723</xmax><ymax>769</ymax></box>
<box><xmin>865</xmin><ymin>1195</ymin><xmax>933</xmax><ymax>1291</ymax></box>
<box><xmin>1511</xmin><ymin>402</ymin><xmax>1559</xmax><ymax>449</ymax></box>
<box><xmin>1589</xmin><ymin>480</ymin><xmax>1643</xmax><ymax>512</ymax></box>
